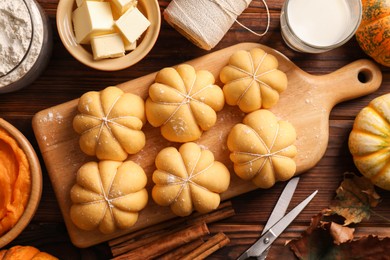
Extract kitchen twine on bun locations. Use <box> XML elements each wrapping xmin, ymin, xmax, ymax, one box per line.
<box><xmin>163</xmin><ymin>0</ymin><xmax>270</xmax><ymax>50</ymax></box>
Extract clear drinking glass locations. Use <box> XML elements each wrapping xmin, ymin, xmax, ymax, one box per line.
<box><xmin>280</xmin><ymin>0</ymin><xmax>362</xmax><ymax>53</ymax></box>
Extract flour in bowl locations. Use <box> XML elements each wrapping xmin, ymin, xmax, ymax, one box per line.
<box><xmin>0</xmin><ymin>0</ymin><xmax>51</xmax><ymax>93</ymax></box>
<box><xmin>0</xmin><ymin>1</ymin><xmax>32</xmax><ymax>76</ymax></box>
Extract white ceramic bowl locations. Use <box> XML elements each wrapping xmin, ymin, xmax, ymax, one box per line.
<box><xmin>56</xmin><ymin>0</ymin><xmax>161</xmax><ymax>71</ymax></box>
<box><xmin>0</xmin><ymin>118</ymin><xmax>42</xmax><ymax>248</ymax></box>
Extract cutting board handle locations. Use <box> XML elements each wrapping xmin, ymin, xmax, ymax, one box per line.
<box><xmin>314</xmin><ymin>59</ymin><xmax>383</xmax><ymax>107</ymax></box>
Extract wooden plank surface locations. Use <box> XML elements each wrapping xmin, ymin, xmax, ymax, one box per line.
<box><xmin>1</xmin><ymin>0</ymin><xmax>389</xmax><ymax>259</ymax></box>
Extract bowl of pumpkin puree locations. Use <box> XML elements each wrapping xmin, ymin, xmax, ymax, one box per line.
<box><xmin>0</xmin><ymin>118</ymin><xmax>42</xmax><ymax>248</ymax></box>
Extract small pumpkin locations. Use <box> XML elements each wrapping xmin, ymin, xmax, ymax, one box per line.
<box><xmin>355</xmin><ymin>0</ymin><xmax>390</xmax><ymax>67</ymax></box>
<box><xmin>349</xmin><ymin>93</ymin><xmax>390</xmax><ymax>191</ymax></box>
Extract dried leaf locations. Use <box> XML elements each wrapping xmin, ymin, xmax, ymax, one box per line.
<box><xmin>329</xmin><ymin>222</ymin><xmax>354</xmax><ymax>245</ymax></box>
<box><xmin>289</xmin><ymin>214</ymin><xmax>389</xmax><ymax>260</ymax></box>
<box><xmin>323</xmin><ymin>236</ymin><xmax>390</xmax><ymax>260</ymax></box>
<box><xmin>289</xmin><ymin>213</ymin><xmax>334</xmax><ymax>260</ymax></box>
<box><xmin>326</xmin><ymin>172</ymin><xmax>381</xmax><ymax>225</ymax></box>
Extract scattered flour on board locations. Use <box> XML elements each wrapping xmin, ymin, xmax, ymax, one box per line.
<box><xmin>40</xmin><ymin>110</ymin><xmax>64</xmax><ymax>124</ymax></box>
<box><xmin>38</xmin><ymin>110</ymin><xmax>64</xmax><ymax>146</ymax></box>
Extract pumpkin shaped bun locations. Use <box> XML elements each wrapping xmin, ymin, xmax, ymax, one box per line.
<box><xmin>73</xmin><ymin>86</ymin><xmax>146</xmax><ymax>161</ymax></box>
<box><xmin>70</xmin><ymin>160</ymin><xmax>148</xmax><ymax>234</ymax></box>
<box><xmin>0</xmin><ymin>246</ymin><xmax>58</xmax><ymax>259</ymax></box>
<box><xmin>145</xmin><ymin>64</ymin><xmax>225</xmax><ymax>142</ymax></box>
<box><xmin>227</xmin><ymin>109</ymin><xmax>297</xmax><ymax>189</ymax></box>
<box><xmin>220</xmin><ymin>48</ymin><xmax>288</xmax><ymax>113</ymax></box>
<box><xmin>152</xmin><ymin>142</ymin><xmax>230</xmax><ymax>216</ymax></box>
<box><xmin>349</xmin><ymin>94</ymin><xmax>390</xmax><ymax>191</ymax></box>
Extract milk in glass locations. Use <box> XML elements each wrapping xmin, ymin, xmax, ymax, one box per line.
<box><xmin>280</xmin><ymin>0</ymin><xmax>362</xmax><ymax>53</ymax></box>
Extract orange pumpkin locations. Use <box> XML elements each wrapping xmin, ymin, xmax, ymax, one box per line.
<box><xmin>355</xmin><ymin>0</ymin><xmax>390</xmax><ymax>67</ymax></box>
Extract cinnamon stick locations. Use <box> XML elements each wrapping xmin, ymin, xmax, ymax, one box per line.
<box><xmin>193</xmin><ymin>237</ymin><xmax>230</xmax><ymax>260</ymax></box>
<box><xmin>208</xmin><ymin>223</ymin><xmax>262</xmax><ymax>234</ymax></box>
<box><xmin>110</xmin><ymin>201</ymin><xmax>235</xmax><ymax>256</ymax></box>
<box><xmin>109</xmin><ymin>201</ymin><xmax>234</xmax><ymax>248</ymax></box>
<box><xmin>112</xmin><ymin>222</ymin><xmax>210</xmax><ymax>260</ymax></box>
<box><xmin>108</xmin><ymin>218</ymin><xmax>182</xmax><ymax>247</ymax></box>
<box><xmin>187</xmin><ymin>204</ymin><xmax>235</xmax><ymax>226</ymax></box>
<box><xmin>159</xmin><ymin>238</ymin><xmax>204</xmax><ymax>260</ymax></box>
<box><xmin>182</xmin><ymin>232</ymin><xmax>230</xmax><ymax>260</ymax></box>
<box><xmin>111</xmin><ymin>228</ymin><xmax>176</xmax><ymax>256</ymax></box>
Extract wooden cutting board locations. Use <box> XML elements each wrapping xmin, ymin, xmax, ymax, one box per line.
<box><xmin>32</xmin><ymin>42</ymin><xmax>382</xmax><ymax>248</ymax></box>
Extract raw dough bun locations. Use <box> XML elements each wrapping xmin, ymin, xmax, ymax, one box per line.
<box><xmin>227</xmin><ymin>109</ymin><xmax>297</xmax><ymax>189</ymax></box>
<box><xmin>73</xmin><ymin>86</ymin><xmax>146</xmax><ymax>161</ymax></box>
<box><xmin>0</xmin><ymin>246</ymin><xmax>58</xmax><ymax>260</ymax></box>
<box><xmin>152</xmin><ymin>142</ymin><xmax>230</xmax><ymax>216</ymax></box>
<box><xmin>146</xmin><ymin>64</ymin><xmax>225</xmax><ymax>142</ymax></box>
<box><xmin>220</xmin><ymin>48</ymin><xmax>288</xmax><ymax>113</ymax></box>
<box><xmin>70</xmin><ymin>160</ymin><xmax>148</xmax><ymax>234</ymax></box>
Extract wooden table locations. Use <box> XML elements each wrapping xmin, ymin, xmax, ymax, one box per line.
<box><xmin>2</xmin><ymin>0</ymin><xmax>389</xmax><ymax>259</ymax></box>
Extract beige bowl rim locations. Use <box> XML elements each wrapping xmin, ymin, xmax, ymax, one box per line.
<box><xmin>56</xmin><ymin>0</ymin><xmax>161</xmax><ymax>71</ymax></box>
<box><xmin>0</xmin><ymin>118</ymin><xmax>42</xmax><ymax>248</ymax></box>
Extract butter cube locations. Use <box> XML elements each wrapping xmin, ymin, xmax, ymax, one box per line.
<box><xmin>72</xmin><ymin>1</ymin><xmax>114</xmax><ymax>44</ymax></box>
<box><xmin>110</xmin><ymin>2</ymin><xmax>131</xmax><ymax>20</ymax></box>
<box><xmin>123</xmin><ymin>38</ymin><xmax>136</xmax><ymax>51</ymax></box>
<box><xmin>111</xmin><ymin>0</ymin><xmax>137</xmax><ymax>15</ymax></box>
<box><xmin>91</xmin><ymin>33</ymin><xmax>125</xmax><ymax>60</ymax></box>
<box><xmin>75</xmin><ymin>0</ymin><xmax>104</xmax><ymax>8</ymax></box>
<box><xmin>115</xmin><ymin>7</ymin><xmax>150</xmax><ymax>45</ymax></box>
<box><xmin>120</xmin><ymin>33</ymin><xmax>137</xmax><ymax>51</ymax></box>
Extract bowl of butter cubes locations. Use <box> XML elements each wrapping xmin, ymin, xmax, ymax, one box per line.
<box><xmin>56</xmin><ymin>0</ymin><xmax>161</xmax><ymax>71</ymax></box>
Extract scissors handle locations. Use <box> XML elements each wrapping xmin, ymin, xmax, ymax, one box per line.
<box><xmin>236</xmin><ymin>230</ymin><xmax>277</xmax><ymax>260</ymax></box>
<box><xmin>255</xmin><ymin>231</ymin><xmax>277</xmax><ymax>260</ymax></box>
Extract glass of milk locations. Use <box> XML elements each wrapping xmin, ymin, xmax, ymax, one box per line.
<box><xmin>280</xmin><ymin>0</ymin><xmax>362</xmax><ymax>53</ymax></box>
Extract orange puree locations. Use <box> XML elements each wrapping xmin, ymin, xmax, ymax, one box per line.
<box><xmin>0</xmin><ymin>128</ymin><xmax>30</xmax><ymax>236</ymax></box>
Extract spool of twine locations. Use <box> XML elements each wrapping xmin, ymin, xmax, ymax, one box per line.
<box><xmin>164</xmin><ymin>0</ymin><xmax>269</xmax><ymax>50</ymax></box>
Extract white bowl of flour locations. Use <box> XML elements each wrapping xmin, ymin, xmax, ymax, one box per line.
<box><xmin>0</xmin><ymin>0</ymin><xmax>52</xmax><ymax>93</ymax></box>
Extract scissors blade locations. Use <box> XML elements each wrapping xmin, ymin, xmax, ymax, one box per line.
<box><xmin>261</xmin><ymin>177</ymin><xmax>300</xmax><ymax>235</ymax></box>
<box><xmin>257</xmin><ymin>177</ymin><xmax>300</xmax><ymax>260</ymax></box>
<box><xmin>238</xmin><ymin>190</ymin><xmax>318</xmax><ymax>259</ymax></box>
<box><xmin>237</xmin><ymin>178</ymin><xmax>299</xmax><ymax>260</ymax></box>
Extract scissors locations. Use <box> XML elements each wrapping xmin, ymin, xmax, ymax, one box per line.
<box><xmin>237</xmin><ymin>177</ymin><xmax>318</xmax><ymax>260</ymax></box>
